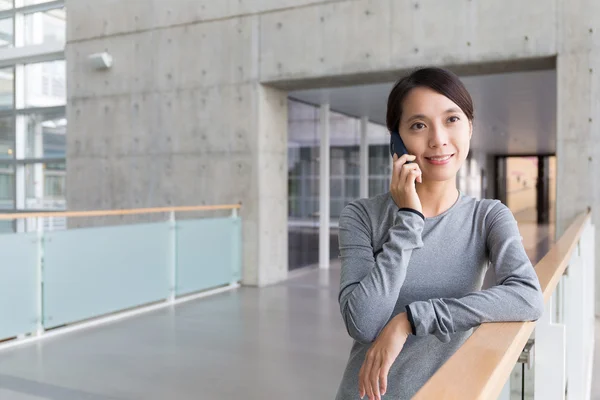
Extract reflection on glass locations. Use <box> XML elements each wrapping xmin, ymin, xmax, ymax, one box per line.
<box><xmin>25</xmin><ymin>162</ymin><xmax>65</xmax><ymax>209</ymax></box>
<box><xmin>24</xmin><ymin>60</ymin><xmax>66</xmax><ymax>108</ymax></box>
<box><xmin>24</xmin><ymin>8</ymin><xmax>65</xmax><ymax>46</ymax></box>
<box><xmin>25</xmin><ymin>112</ymin><xmax>66</xmax><ymax>158</ymax></box>
<box><xmin>0</xmin><ymin>18</ymin><xmax>13</xmax><ymax>48</ymax></box>
<box><xmin>0</xmin><ymin>163</ymin><xmax>13</xmax><ymax>210</ymax></box>
<box><xmin>0</xmin><ymin>117</ymin><xmax>14</xmax><ymax>160</ymax></box>
<box><xmin>0</xmin><ymin>67</ymin><xmax>14</xmax><ymax>110</ymax></box>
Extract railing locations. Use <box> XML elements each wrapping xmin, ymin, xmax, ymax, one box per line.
<box><xmin>414</xmin><ymin>211</ymin><xmax>595</xmax><ymax>400</ymax></box>
<box><xmin>0</xmin><ymin>204</ymin><xmax>242</xmax><ymax>345</ymax></box>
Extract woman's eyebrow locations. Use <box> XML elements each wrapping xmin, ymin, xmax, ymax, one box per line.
<box><xmin>445</xmin><ymin>107</ymin><xmax>461</xmax><ymax>114</ymax></box>
<box><xmin>405</xmin><ymin>114</ymin><xmax>426</xmax><ymax>123</ymax></box>
<box><xmin>404</xmin><ymin>108</ymin><xmax>462</xmax><ymax>123</ymax></box>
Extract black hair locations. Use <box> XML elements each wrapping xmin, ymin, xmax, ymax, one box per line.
<box><xmin>386</xmin><ymin>67</ymin><xmax>474</xmax><ymax>133</ymax></box>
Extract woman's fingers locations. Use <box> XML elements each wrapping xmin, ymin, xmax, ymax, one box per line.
<box><xmin>390</xmin><ymin>153</ymin><xmax>423</xmax><ymax>212</ymax></box>
<box><xmin>400</xmin><ymin>163</ymin><xmax>422</xmax><ymax>187</ymax></box>
<box><xmin>379</xmin><ymin>357</ymin><xmax>395</xmax><ymax>396</ymax></box>
<box><xmin>408</xmin><ymin>167</ymin><xmax>422</xmax><ymax>185</ymax></box>
<box><xmin>392</xmin><ymin>154</ymin><xmax>416</xmax><ymax>181</ymax></box>
<box><xmin>379</xmin><ymin>369</ymin><xmax>387</xmax><ymax>397</ymax></box>
<box><xmin>363</xmin><ymin>350</ymin><xmax>395</xmax><ymax>399</ymax></box>
<box><xmin>369</xmin><ymin>356</ymin><xmax>382</xmax><ymax>400</ymax></box>
<box><xmin>358</xmin><ymin>363</ymin><xmax>366</xmax><ymax>398</ymax></box>
<box><xmin>362</xmin><ymin>353</ymin><xmax>374</xmax><ymax>400</ymax></box>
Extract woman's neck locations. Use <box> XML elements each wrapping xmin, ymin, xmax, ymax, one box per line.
<box><xmin>415</xmin><ymin>180</ymin><xmax>460</xmax><ymax>218</ymax></box>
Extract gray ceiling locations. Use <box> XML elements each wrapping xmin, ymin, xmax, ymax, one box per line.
<box><xmin>289</xmin><ymin>70</ymin><xmax>557</xmax><ymax>155</ymax></box>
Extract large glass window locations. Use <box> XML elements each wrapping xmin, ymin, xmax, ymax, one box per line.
<box><xmin>0</xmin><ymin>117</ymin><xmax>14</xmax><ymax>159</ymax></box>
<box><xmin>288</xmin><ymin>101</ymin><xmax>320</xmax><ymax>220</ymax></box>
<box><xmin>287</xmin><ymin>99</ymin><xmax>393</xmax><ymax>269</ymax></box>
<box><xmin>24</xmin><ymin>8</ymin><xmax>65</xmax><ymax>46</ymax></box>
<box><xmin>288</xmin><ymin>100</ymin><xmax>320</xmax><ymax>270</ymax></box>
<box><xmin>367</xmin><ymin>123</ymin><xmax>391</xmax><ymax>197</ymax></box>
<box><xmin>24</xmin><ymin>60</ymin><xmax>66</xmax><ymax>108</ymax></box>
<box><xmin>0</xmin><ymin>18</ymin><xmax>13</xmax><ymax>48</ymax></box>
<box><xmin>330</xmin><ymin>110</ymin><xmax>360</xmax><ymax>219</ymax></box>
<box><xmin>0</xmin><ymin>163</ymin><xmax>14</xmax><ymax>209</ymax></box>
<box><xmin>0</xmin><ymin>0</ymin><xmax>12</xmax><ymax>11</ymax></box>
<box><xmin>25</xmin><ymin>161</ymin><xmax>65</xmax><ymax>209</ymax></box>
<box><xmin>0</xmin><ymin>1</ymin><xmax>66</xmax><ymax>231</ymax></box>
<box><xmin>0</xmin><ymin>162</ymin><xmax>13</xmax><ymax>234</ymax></box>
<box><xmin>0</xmin><ymin>67</ymin><xmax>14</xmax><ymax>110</ymax></box>
<box><xmin>368</xmin><ymin>144</ymin><xmax>391</xmax><ymax>196</ymax></box>
<box><xmin>24</xmin><ymin>112</ymin><xmax>66</xmax><ymax>158</ymax></box>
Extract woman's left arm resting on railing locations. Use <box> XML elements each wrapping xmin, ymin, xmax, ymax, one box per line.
<box><xmin>405</xmin><ymin>202</ymin><xmax>545</xmax><ymax>343</ymax></box>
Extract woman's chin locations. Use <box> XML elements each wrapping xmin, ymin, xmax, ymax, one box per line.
<box><xmin>421</xmin><ymin>171</ymin><xmax>458</xmax><ymax>183</ymax></box>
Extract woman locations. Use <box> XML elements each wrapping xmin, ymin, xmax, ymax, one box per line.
<box><xmin>335</xmin><ymin>67</ymin><xmax>544</xmax><ymax>400</ymax></box>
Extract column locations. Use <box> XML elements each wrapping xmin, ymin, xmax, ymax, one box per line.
<box><xmin>319</xmin><ymin>103</ymin><xmax>330</xmax><ymax>270</ymax></box>
<box><xmin>359</xmin><ymin>116</ymin><xmax>369</xmax><ymax>199</ymax></box>
<box><xmin>556</xmin><ymin>0</ymin><xmax>600</xmax><ymax>312</ymax></box>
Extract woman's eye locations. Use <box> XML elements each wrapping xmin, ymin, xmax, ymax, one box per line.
<box><xmin>411</xmin><ymin>122</ymin><xmax>425</xmax><ymax>130</ymax></box>
<box><xmin>448</xmin><ymin>116</ymin><xmax>460</xmax><ymax>123</ymax></box>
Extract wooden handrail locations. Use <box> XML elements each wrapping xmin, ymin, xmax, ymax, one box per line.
<box><xmin>413</xmin><ymin>211</ymin><xmax>591</xmax><ymax>400</ymax></box>
<box><xmin>0</xmin><ymin>204</ymin><xmax>242</xmax><ymax>220</ymax></box>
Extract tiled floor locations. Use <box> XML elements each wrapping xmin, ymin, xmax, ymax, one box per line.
<box><xmin>0</xmin><ymin>267</ymin><xmax>352</xmax><ymax>400</ymax></box>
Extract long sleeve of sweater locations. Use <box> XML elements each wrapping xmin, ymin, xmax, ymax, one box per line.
<box><xmin>406</xmin><ymin>202</ymin><xmax>545</xmax><ymax>343</ymax></box>
<box><xmin>338</xmin><ymin>202</ymin><xmax>425</xmax><ymax>344</ymax></box>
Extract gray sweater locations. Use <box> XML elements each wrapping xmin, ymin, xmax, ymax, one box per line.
<box><xmin>335</xmin><ymin>191</ymin><xmax>544</xmax><ymax>399</ymax></box>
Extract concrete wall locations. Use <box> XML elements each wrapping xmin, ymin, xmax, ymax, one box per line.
<box><xmin>66</xmin><ymin>0</ymin><xmax>600</xmax><ymax>294</ymax></box>
<box><xmin>66</xmin><ymin>1</ymin><xmax>291</xmax><ymax>286</ymax></box>
<box><xmin>556</xmin><ymin>0</ymin><xmax>600</xmax><ymax>311</ymax></box>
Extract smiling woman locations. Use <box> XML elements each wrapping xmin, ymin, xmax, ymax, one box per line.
<box><xmin>335</xmin><ymin>67</ymin><xmax>544</xmax><ymax>400</ymax></box>
<box><xmin>387</xmin><ymin>68</ymin><xmax>474</xmax><ymax>190</ymax></box>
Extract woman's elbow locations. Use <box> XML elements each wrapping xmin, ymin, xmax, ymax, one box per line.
<box><xmin>341</xmin><ymin>308</ymin><xmax>378</xmax><ymax>344</ymax></box>
<box><xmin>344</xmin><ymin>317</ymin><xmax>377</xmax><ymax>344</ymax></box>
<box><xmin>348</xmin><ymin>329</ymin><xmax>376</xmax><ymax>344</ymax></box>
<box><xmin>529</xmin><ymin>289</ymin><xmax>545</xmax><ymax>321</ymax></box>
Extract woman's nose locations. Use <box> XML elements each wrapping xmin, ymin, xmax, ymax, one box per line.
<box><xmin>428</xmin><ymin>125</ymin><xmax>449</xmax><ymax>148</ymax></box>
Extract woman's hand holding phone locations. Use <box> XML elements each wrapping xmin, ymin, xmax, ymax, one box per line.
<box><xmin>390</xmin><ymin>154</ymin><xmax>423</xmax><ymax>214</ymax></box>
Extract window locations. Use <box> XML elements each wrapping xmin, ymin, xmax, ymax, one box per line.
<box><xmin>368</xmin><ymin>144</ymin><xmax>391</xmax><ymax>197</ymax></box>
<box><xmin>0</xmin><ymin>0</ymin><xmax>66</xmax><ymax>225</ymax></box>
<box><xmin>0</xmin><ymin>117</ymin><xmax>15</xmax><ymax>160</ymax></box>
<box><xmin>0</xmin><ymin>18</ymin><xmax>13</xmax><ymax>48</ymax></box>
<box><xmin>24</xmin><ymin>8</ymin><xmax>65</xmax><ymax>46</ymax></box>
<box><xmin>24</xmin><ymin>111</ymin><xmax>66</xmax><ymax>158</ymax></box>
<box><xmin>24</xmin><ymin>60</ymin><xmax>66</xmax><ymax>108</ymax></box>
<box><xmin>25</xmin><ymin>161</ymin><xmax>65</xmax><ymax>209</ymax></box>
<box><xmin>0</xmin><ymin>0</ymin><xmax>12</xmax><ymax>11</ymax></box>
<box><xmin>0</xmin><ymin>163</ymin><xmax>14</xmax><ymax>209</ymax></box>
<box><xmin>0</xmin><ymin>67</ymin><xmax>14</xmax><ymax>110</ymax></box>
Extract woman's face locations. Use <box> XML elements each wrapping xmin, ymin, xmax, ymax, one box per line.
<box><xmin>398</xmin><ymin>86</ymin><xmax>472</xmax><ymax>183</ymax></box>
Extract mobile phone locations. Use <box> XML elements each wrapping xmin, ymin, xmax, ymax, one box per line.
<box><xmin>390</xmin><ymin>131</ymin><xmax>412</xmax><ymax>163</ymax></box>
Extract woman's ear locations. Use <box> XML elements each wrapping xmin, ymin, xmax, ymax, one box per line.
<box><xmin>469</xmin><ymin>120</ymin><xmax>473</xmax><ymax>140</ymax></box>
